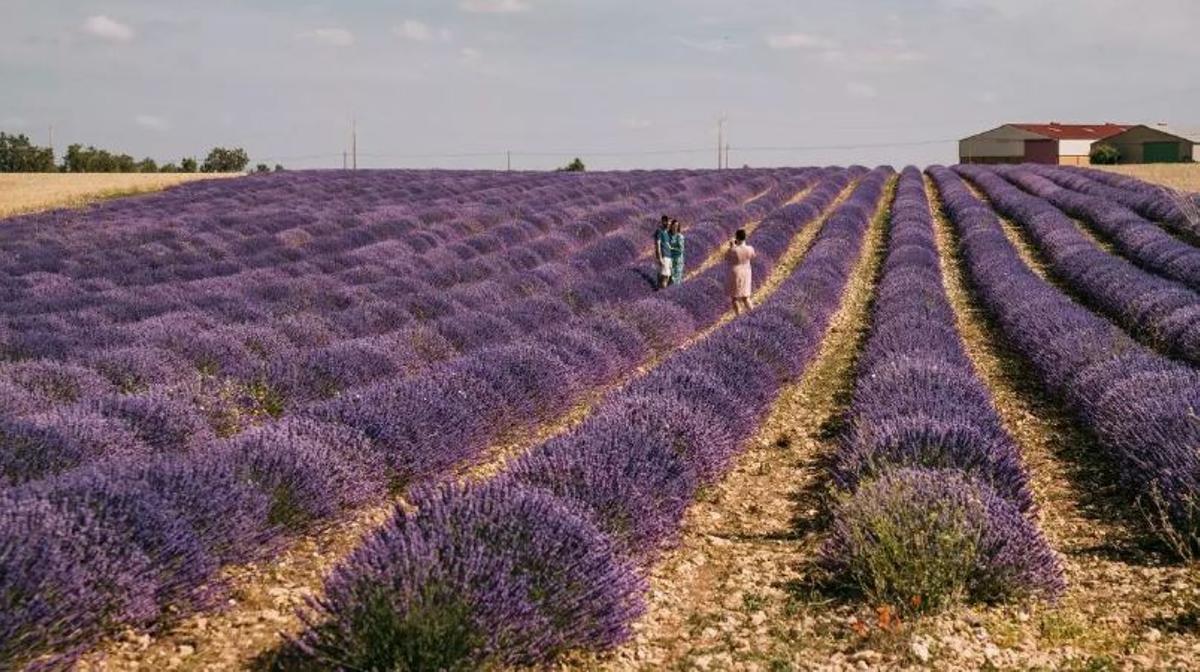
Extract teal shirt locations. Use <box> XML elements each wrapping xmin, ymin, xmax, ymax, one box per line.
<box><xmin>655</xmin><ymin>228</ymin><xmax>671</xmax><ymax>257</ymax></box>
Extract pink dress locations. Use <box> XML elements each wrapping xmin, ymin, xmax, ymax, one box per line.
<box><xmin>725</xmin><ymin>244</ymin><xmax>755</xmax><ymax>298</ymax></box>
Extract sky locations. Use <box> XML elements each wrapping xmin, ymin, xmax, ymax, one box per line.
<box><xmin>2</xmin><ymin>0</ymin><xmax>1199</xmax><ymax>170</ymax></box>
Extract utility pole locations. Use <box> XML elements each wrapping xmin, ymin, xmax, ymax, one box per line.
<box><xmin>506</xmin><ymin>150</ymin><xmax>511</xmax><ymax>171</ymax></box>
<box><xmin>716</xmin><ymin>115</ymin><xmax>726</xmax><ymax>169</ymax></box>
<box><xmin>724</xmin><ymin>142</ymin><xmax>730</xmax><ymax>170</ymax></box>
<box><xmin>342</xmin><ymin>150</ymin><xmax>347</xmax><ymax>170</ymax></box>
<box><xmin>351</xmin><ymin>118</ymin><xmax>357</xmax><ymax>171</ymax></box>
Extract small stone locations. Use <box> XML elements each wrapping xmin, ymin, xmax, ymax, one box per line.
<box><xmin>1016</xmin><ymin>611</ymin><xmax>1030</xmax><ymax>623</ymax></box>
<box><xmin>850</xmin><ymin>650</ymin><xmax>881</xmax><ymax>663</ymax></box>
<box><xmin>178</xmin><ymin>644</ymin><xmax>195</xmax><ymax>657</ymax></box>
<box><xmin>911</xmin><ymin>639</ymin><xmax>931</xmax><ymax>663</ymax></box>
<box><xmin>1146</xmin><ymin>627</ymin><xmax>1163</xmax><ymax>642</ymax></box>
<box><xmin>751</xmin><ymin>612</ymin><xmax>767</xmax><ymax>626</ymax></box>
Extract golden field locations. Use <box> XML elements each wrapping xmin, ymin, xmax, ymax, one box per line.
<box><xmin>0</xmin><ymin>172</ymin><xmax>237</xmax><ymax>219</ymax></box>
<box><xmin>1094</xmin><ymin>163</ymin><xmax>1200</xmax><ymax>193</ymax></box>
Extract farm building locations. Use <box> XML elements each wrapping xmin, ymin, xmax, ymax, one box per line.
<box><xmin>959</xmin><ymin>123</ymin><xmax>1129</xmax><ymax>165</ymax></box>
<box><xmin>1095</xmin><ymin>124</ymin><xmax>1198</xmax><ymax>163</ymax></box>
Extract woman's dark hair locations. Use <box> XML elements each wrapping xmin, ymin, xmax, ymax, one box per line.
<box><xmin>735</xmin><ymin>229</ymin><xmax>747</xmax><ymax>242</ymax></box>
<box><xmin>660</xmin><ymin>215</ymin><xmax>669</xmax><ymax>223</ymax></box>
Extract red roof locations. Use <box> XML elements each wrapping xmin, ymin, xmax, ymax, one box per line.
<box><xmin>1011</xmin><ymin>123</ymin><xmax>1130</xmax><ymax>140</ymax></box>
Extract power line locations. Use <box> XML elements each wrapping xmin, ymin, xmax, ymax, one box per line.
<box><xmin>253</xmin><ymin>136</ymin><xmax>958</xmax><ymax>165</ymax></box>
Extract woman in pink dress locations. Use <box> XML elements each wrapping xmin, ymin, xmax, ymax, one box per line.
<box><xmin>725</xmin><ymin>228</ymin><xmax>756</xmax><ymax>314</ymax></box>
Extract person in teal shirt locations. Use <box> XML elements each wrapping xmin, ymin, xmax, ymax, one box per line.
<box><xmin>655</xmin><ymin>214</ymin><xmax>671</xmax><ymax>289</ymax></box>
<box><xmin>668</xmin><ymin>218</ymin><xmax>685</xmax><ymax>285</ymax></box>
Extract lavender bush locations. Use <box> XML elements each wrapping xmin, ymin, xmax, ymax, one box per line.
<box><xmin>296</xmin><ymin>481</ymin><xmax>643</xmax><ymax>670</ymax></box>
<box><xmin>823</xmin><ymin>469</ymin><xmax>1064</xmax><ymax>611</ymax></box>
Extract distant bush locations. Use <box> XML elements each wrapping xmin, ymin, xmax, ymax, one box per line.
<box><xmin>180</xmin><ymin>156</ymin><xmax>198</xmax><ymax>172</ymax></box>
<box><xmin>201</xmin><ymin>147</ymin><xmax>250</xmax><ymax>173</ymax></box>
<box><xmin>254</xmin><ymin>163</ymin><xmax>270</xmax><ymax>174</ymax></box>
<box><xmin>558</xmin><ymin>157</ymin><xmax>586</xmax><ymax>172</ymax></box>
<box><xmin>1090</xmin><ymin>144</ymin><xmax>1120</xmax><ymax>165</ymax></box>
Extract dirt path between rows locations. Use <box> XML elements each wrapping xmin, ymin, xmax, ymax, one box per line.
<box><xmin>77</xmin><ymin>179</ymin><xmax>841</xmax><ymax>672</ymax></box>
<box><xmin>567</xmin><ymin>175</ymin><xmax>895</xmax><ymax>671</ymax></box>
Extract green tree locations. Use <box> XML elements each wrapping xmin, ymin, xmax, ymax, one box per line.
<box><xmin>135</xmin><ymin>157</ymin><xmax>158</xmax><ymax>173</ymax></box>
<box><xmin>557</xmin><ymin>157</ymin><xmax>585</xmax><ymax>172</ymax></box>
<box><xmin>1090</xmin><ymin>144</ymin><xmax>1120</xmax><ymax>165</ymax></box>
<box><xmin>254</xmin><ymin>163</ymin><xmax>270</xmax><ymax>173</ymax></box>
<box><xmin>0</xmin><ymin>132</ymin><xmax>55</xmax><ymax>172</ymax></box>
<box><xmin>159</xmin><ymin>162</ymin><xmax>180</xmax><ymax>173</ymax></box>
<box><xmin>201</xmin><ymin>146</ymin><xmax>250</xmax><ymax>172</ymax></box>
<box><xmin>180</xmin><ymin>156</ymin><xmax>198</xmax><ymax>172</ymax></box>
<box><xmin>63</xmin><ymin>144</ymin><xmax>126</xmax><ymax>172</ymax></box>
<box><xmin>273</xmin><ymin>163</ymin><xmax>285</xmax><ymax>172</ymax></box>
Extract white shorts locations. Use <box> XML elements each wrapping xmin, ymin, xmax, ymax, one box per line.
<box><xmin>659</xmin><ymin>257</ymin><xmax>673</xmax><ymax>276</ymax></box>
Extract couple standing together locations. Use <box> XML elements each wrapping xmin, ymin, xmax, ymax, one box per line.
<box><xmin>654</xmin><ymin>214</ymin><xmax>756</xmax><ymax>315</ymax></box>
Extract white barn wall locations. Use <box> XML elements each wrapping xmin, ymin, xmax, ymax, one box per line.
<box><xmin>1059</xmin><ymin>140</ymin><xmax>1093</xmax><ymax>156</ymax></box>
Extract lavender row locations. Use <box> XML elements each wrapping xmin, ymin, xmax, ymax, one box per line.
<box><xmin>929</xmin><ymin>165</ymin><xmax>1200</xmax><ymax>555</ymax></box>
<box><xmin>292</xmin><ymin>168</ymin><xmax>893</xmax><ymax>669</ymax></box>
<box><xmin>0</xmin><ymin>175</ymin><xmax>812</xmax><ymax>485</ymax></box>
<box><xmin>0</xmin><ymin>170</ymin><xmax>852</xmax><ymax>669</ymax></box>
<box><xmin>1056</xmin><ymin>165</ymin><xmax>1200</xmax><ymax>239</ymax></box>
<box><xmin>998</xmin><ymin>166</ymin><xmax>1200</xmax><ymax>294</ymax></box>
<box><xmin>823</xmin><ymin>166</ymin><xmax>1061</xmax><ymax>611</ymax></box>
<box><xmin>960</xmin><ymin>165</ymin><xmax>1200</xmax><ymax>365</ymax></box>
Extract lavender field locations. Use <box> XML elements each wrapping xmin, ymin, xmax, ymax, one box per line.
<box><xmin>2</xmin><ymin>165</ymin><xmax>1199</xmax><ymax>670</ymax></box>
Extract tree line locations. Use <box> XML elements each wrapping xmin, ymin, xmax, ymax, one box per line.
<box><xmin>0</xmin><ymin>132</ymin><xmax>267</xmax><ymax>173</ymax></box>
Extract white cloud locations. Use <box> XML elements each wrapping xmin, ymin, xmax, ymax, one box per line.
<box><xmin>459</xmin><ymin>0</ymin><xmax>531</xmax><ymax>13</ymax></box>
<box><xmin>460</xmin><ymin>47</ymin><xmax>482</xmax><ymax>60</ymax></box>
<box><xmin>845</xmin><ymin>81</ymin><xmax>878</xmax><ymax>99</ymax></box>
<box><xmin>621</xmin><ymin>117</ymin><xmax>652</xmax><ymax>130</ymax></box>
<box><xmin>818</xmin><ymin>43</ymin><xmax>927</xmax><ymax>70</ymax></box>
<box><xmin>394</xmin><ymin>20</ymin><xmax>449</xmax><ymax>42</ymax></box>
<box><xmin>396</xmin><ymin>20</ymin><xmax>431</xmax><ymax>42</ymax></box>
<box><xmin>134</xmin><ymin>114</ymin><xmax>169</xmax><ymax>131</ymax></box>
<box><xmin>766</xmin><ymin>33</ymin><xmax>837</xmax><ymax>50</ymax></box>
<box><xmin>296</xmin><ymin>28</ymin><xmax>355</xmax><ymax>47</ymax></box>
<box><xmin>82</xmin><ymin>15</ymin><xmax>135</xmax><ymax>43</ymax></box>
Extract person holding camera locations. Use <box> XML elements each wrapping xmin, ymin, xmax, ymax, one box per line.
<box><xmin>725</xmin><ymin>228</ymin><xmax>756</xmax><ymax>314</ymax></box>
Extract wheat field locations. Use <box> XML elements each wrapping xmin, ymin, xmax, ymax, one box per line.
<box><xmin>0</xmin><ymin>173</ymin><xmax>236</xmax><ymax>219</ymax></box>
<box><xmin>1095</xmin><ymin>163</ymin><xmax>1200</xmax><ymax>193</ymax></box>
